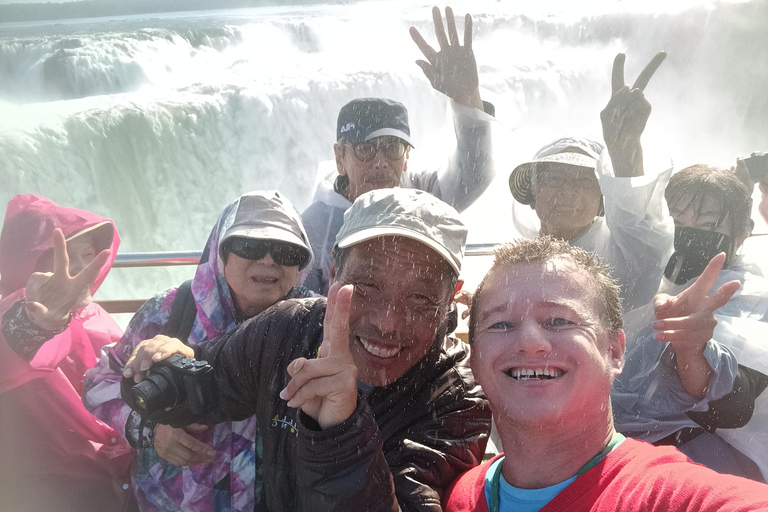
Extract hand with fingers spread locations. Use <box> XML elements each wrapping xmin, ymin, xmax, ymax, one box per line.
<box><xmin>24</xmin><ymin>228</ymin><xmax>110</xmax><ymax>331</ymax></box>
<box><xmin>652</xmin><ymin>253</ymin><xmax>740</xmax><ymax>398</ymax></box>
<box><xmin>600</xmin><ymin>52</ymin><xmax>666</xmax><ymax>177</ymax></box>
<box><xmin>410</xmin><ymin>6</ymin><xmax>483</xmax><ymax>110</ymax></box>
<box><xmin>279</xmin><ymin>283</ymin><xmax>358</xmax><ymax>429</ymax></box>
<box><xmin>154</xmin><ymin>423</ymin><xmax>215</xmax><ymax>467</ymax></box>
<box><xmin>123</xmin><ymin>334</ymin><xmax>194</xmax><ymax>383</ymax></box>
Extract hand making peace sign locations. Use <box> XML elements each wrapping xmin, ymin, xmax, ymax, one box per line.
<box><xmin>410</xmin><ymin>6</ymin><xmax>483</xmax><ymax>110</ymax></box>
<box><xmin>600</xmin><ymin>52</ymin><xmax>666</xmax><ymax>177</ymax></box>
<box><xmin>652</xmin><ymin>252</ymin><xmax>739</xmax><ymax>351</ymax></box>
<box><xmin>24</xmin><ymin>228</ymin><xmax>110</xmax><ymax>331</ymax></box>
<box><xmin>652</xmin><ymin>253</ymin><xmax>740</xmax><ymax>398</ymax></box>
<box><xmin>280</xmin><ymin>282</ymin><xmax>359</xmax><ymax>429</ymax></box>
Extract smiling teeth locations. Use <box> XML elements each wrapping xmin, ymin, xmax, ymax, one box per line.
<box><xmin>507</xmin><ymin>368</ymin><xmax>563</xmax><ymax>380</ymax></box>
<box><xmin>359</xmin><ymin>337</ymin><xmax>400</xmax><ymax>359</ymax></box>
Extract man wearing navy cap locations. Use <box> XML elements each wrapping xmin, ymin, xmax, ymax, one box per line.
<box><xmin>300</xmin><ymin>6</ymin><xmax>495</xmax><ymax>295</ymax></box>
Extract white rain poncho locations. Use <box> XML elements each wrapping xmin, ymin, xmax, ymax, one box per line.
<box><xmin>300</xmin><ymin>101</ymin><xmax>495</xmax><ymax>295</ymax></box>
<box><xmin>612</xmin><ymin>254</ymin><xmax>768</xmax><ymax>480</ymax></box>
<box><xmin>512</xmin><ymin>151</ymin><xmax>674</xmax><ymax>311</ymax></box>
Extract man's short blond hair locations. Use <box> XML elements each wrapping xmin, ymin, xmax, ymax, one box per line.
<box><xmin>468</xmin><ymin>237</ymin><xmax>623</xmax><ymax>343</ymax></box>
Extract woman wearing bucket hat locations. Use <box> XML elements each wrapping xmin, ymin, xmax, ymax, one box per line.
<box><xmin>0</xmin><ymin>194</ymin><xmax>132</xmax><ymax>512</ymax></box>
<box><xmin>83</xmin><ymin>190</ymin><xmax>315</xmax><ymax>512</ymax></box>
<box><xmin>506</xmin><ymin>52</ymin><xmax>673</xmax><ymax>311</ymax></box>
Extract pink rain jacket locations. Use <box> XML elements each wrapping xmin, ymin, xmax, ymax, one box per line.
<box><xmin>0</xmin><ymin>194</ymin><xmax>132</xmax><ymax>512</ymax></box>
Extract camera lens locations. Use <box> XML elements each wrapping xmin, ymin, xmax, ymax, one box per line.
<box><xmin>130</xmin><ymin>369</ymin><xmax>182</xmax><ymax>415</ymax></box>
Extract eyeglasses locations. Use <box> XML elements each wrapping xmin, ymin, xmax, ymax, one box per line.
<box><xmin>344</xmin><ymin>139</ymin><xmax>407</xmax><ymax>162</ymax></box>
<box><xmin>536</xmin><ymin>171</ymin><xmax>600</xmax><ymax>191</ymax></box>
<box><xmin>226</xmin><ymin>238</ymin><xmax>308</xmax><ymax>267</ymax></box>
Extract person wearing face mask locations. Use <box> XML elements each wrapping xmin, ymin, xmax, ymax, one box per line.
<box><xmin>611</xmin><ymin>165</ymin><xmax>768</xmax><ymax>482</ymax></box>
<box><xmin>0</xmin><ymin>194</ymin><xmax>132</xmax><ymax>512</ymax></box>
<box><xmin>83</xmin><ymin>191</ymin><xmax>315</xmax><ymax>512</ymax></box>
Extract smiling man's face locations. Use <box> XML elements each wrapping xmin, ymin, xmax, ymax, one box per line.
<box><xmin>533</xmin><ymin>163</ymin><xmax>601</xmax><ymax>240</ymax></box>
<box><xmin>334</xmin><ymin>236</ymin><xmax>454</xmax><ymax>387</ymax></box>
<box><xmin>469</xmin><ymin>258</ymin><xmax>624</xmax><ymax>428</ymax></box>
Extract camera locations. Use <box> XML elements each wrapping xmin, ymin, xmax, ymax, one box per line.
<box><xmin>743</xmin><ymin>152</ymin><xmax>768</xmax><ymax>181</ymax></box>
<box><xmin>128</xmin><ymin>354</ymin><xmax>218</xmax><ymax>422</ymax></box>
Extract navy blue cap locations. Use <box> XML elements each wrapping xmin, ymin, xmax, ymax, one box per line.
<box><xmin>336</xmin><ymin>98</ymin><xmax>413</xmax><ymax>147</ymax></box>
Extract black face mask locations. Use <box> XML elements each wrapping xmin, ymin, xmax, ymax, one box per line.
<box><xmin>664</xmin><ymin>226</ymin><xmax>734</xmax><ymax>285</ymax></box>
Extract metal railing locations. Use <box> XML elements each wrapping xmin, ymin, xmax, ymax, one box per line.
<box><xmin>95</xmin><ymin>243</ymin><xmax>500</xmax><ymax>314</ymax></box>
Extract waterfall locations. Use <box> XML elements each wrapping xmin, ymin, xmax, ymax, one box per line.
<box><xmin>1</xmin><ymin>0</ymin><xmax>766</xmax><ymax>305</ymax></box>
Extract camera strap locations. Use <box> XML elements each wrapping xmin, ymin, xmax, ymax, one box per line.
<box><xmin>164</xmin><ymin>279</ymin><xmax>197</xmax><ymax>344</ymax></box>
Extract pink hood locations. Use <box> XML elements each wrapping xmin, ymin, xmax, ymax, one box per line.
<box><xmin>0</xmin><ymin>194</ymin><xmax>120</xmax><ymax>298</ymax></box>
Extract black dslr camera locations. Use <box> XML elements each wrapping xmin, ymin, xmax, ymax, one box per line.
<box><xmin>743</xmin><ymin>152</ymin><xmax>768</xmax><ymax>181</ymax></box>
<box><xmin>128</xmin><ymin>354</ymin><xmax>218</xmax><ymax>423</ymax></box>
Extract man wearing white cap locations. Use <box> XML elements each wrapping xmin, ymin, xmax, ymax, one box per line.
<box><xmin>121</xmin><ymin>188</ymin><xmax>491</xmax><ymax>512</ymax></box>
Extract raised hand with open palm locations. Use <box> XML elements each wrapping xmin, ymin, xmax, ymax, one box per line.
<box><xmin>409</xmin><ymin>6</ymin><xmax>483</xmax><ymax>110</ymax></box>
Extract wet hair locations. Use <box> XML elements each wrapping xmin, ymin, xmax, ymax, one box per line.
<box><xmin>468</xmin><ymin>237</ymin><xmax>623</xmax><ymax>343</ymax></box>
<box><xmin>332</xmin><ymin>243</ymin><xmax>459</xmax><ymax>301</ymax></box>
<box><xmin>665</xmin><ymin>164</ymin><xmax>753</xmax><ymax>239</ymax></box>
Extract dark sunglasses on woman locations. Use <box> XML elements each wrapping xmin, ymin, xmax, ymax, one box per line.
<box><xmin>226</xmin><ymin>238</ymin><xmax>308</xmax><ymax>267</ymax></box>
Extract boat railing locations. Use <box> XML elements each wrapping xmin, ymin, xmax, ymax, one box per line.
<box><xmin>95</xmin><ymin>243</ymin><xmax>500</xmax><ymax>314</ymax></box>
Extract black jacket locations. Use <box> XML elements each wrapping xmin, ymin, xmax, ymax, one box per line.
<box><xmin>129</xmin><ymin>297</ymin><xmax>490</xmax><ymax>512</ymax></box>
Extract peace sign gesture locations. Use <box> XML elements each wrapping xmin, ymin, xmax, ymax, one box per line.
<box><xmin>600</xmin><ymin>52</ymin><xmax>666</xmax><ymax>177</ymax></box>
<box><xmin>652</xmin><ymin>253</ymin><xmax>740</xmax><ymax>398</ymax></box>
<box><xmin>280</xmin><ymin>283</ymin><xmax>358</xmax><ymax>429</ymax></box>
<box><xmin>25</xmin><ymin>228</ymin><xmax>110</xmax><ymax>331</ymax></box>
<box><xmin>410</xmin><ymin>6</ymin><xmax>483</xmax><ymax>110</ymax></box>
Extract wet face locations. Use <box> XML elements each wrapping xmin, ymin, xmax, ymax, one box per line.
<box><xmin>334</xmin><ymin>236</ymin><xmax>454</xmax><ymax>387</ymax></box>
<box><xmin>668</xmin><ymin>192</ymin><xmax>737</xmax><ymax>238</ymax></box>
<box><xmin>470</xmin><ymin>259</ymin><xmax>624</xmax><ymax>429</ymax></box>
<box><xmin>334</xmin><ymin>136</ymin><xmax>410</xmax><ymax>201</ymax></box>
<box><xmin>66</xmin><ymin>235</ymin><xmax>98</xmax><ymax>276</ymax></box>
<box><xmin>533</xmin><ymin>163</ymin><xmax>601</xmax><ymax>240</ymax></box>
<box><xmin>223</xmin><ymin>251</ymin><xmax>300</xmax><ymax>319</ymax></box>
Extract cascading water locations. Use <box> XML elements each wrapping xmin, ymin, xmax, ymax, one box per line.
<box><xmin>1</xmin><ymin>0</ymin><xmax>766</xmax><ymax>310</ymax></box>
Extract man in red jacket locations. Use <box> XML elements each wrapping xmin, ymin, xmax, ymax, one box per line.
<box><xmin>445</xmin><ymin>236</ymin><xmax>768</xmax><ymax>512</ymax></box>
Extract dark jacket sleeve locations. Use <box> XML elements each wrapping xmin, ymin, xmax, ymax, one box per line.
<box><xmin>122</xmin><ymin>298</ymin><xmax>326</xmax><ymax>427</ymax></box>
<box><xmin>687</xmin><ymin>364</ymin><xmax>768</xmax><ymax>430</ymax></box>
<box><xmin>1</xmin><ymin>297</ymin><xmax>68</xmax><ymax>361</ymax></box>
<box><xmin>296</xmin><ymin>395</ymin><xmax>398</xmax><ymax>512</ymax></box>
<box><xmin>295</xmin><ymin>337</ymin><xmax>491</xmax><ymax>512</ymax></box>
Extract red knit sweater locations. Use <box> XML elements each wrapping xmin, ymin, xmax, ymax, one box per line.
<box><xmin>444</xmin><ymin>438</ymin><xmax>768</xmax><ymax>512</ymax></box>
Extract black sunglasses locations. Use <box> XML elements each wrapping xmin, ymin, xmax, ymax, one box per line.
<box><xmin>226</xmin><ymin>238</ymin><xmax>308</xmax><ymax>267</ymax></box>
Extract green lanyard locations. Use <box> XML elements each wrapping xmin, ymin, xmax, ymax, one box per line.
<box><xmin>489</xmin><ymin>432</ymin><xmax>625</xmax><ymax>512</ymax></box>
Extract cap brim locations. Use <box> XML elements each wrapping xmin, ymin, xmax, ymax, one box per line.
<box><xmin>338</xmin><ymin>226</ymin><xmax>461</xmax><ymax>275</ymax></box>
<box><xmin>364</xmin><ymin>128</ymin><xmax>414</xmax><ymax>148</ymax></box>
<box><xmin>509</xmin><ymin>153</ymin><xmax>597</xmax><ymax>205</ymax></box>
<box><xmin>67</xmin><ymin>221</ymin><xmax>114</xmax><ymax>253</ymax></box>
